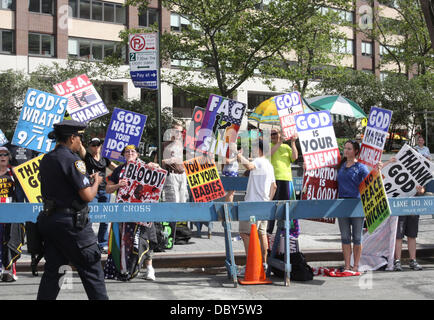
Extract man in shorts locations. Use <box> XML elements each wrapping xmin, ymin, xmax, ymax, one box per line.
<box><xmin>236</xmin><ymin>140</ymin><xmax>277</xmax><ymax>271</ymax></box>
<box><xmin>393</xmin><ymin>185</ymin><xmax>432</xmax><ymax>271</ymax></box>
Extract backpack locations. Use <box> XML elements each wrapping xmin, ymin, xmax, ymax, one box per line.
<box><xmin>270</xmin><ymin>252</ymin><xmax>314</xmax><ymax>281</ymax></box>
<box><xmin>153</xmin><ymin>222</ymin><xmax>169</xmax><ymax>252</ymax></box>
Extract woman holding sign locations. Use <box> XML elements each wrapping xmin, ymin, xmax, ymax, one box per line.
<box><xmin>105</xmin><ymin>145</ymin><xmax>159</xmax><ymax>281</ymax></box>
<box><xmin>335</xmin><ymin>140</ymin><xmax>370</xmax><ymax>275</ymax></box>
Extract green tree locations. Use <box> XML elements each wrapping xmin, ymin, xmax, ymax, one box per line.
<box><xmin>127</xmin><ymin>0</ymin><xmax>348</xmax><ymax>99</ymax></box>
<box><xmin>259</xmin><ymin>5</ymin><xmax>350</xmax><ymax>96</ymax></box>
<box><xmin>362</xmin><ymin>0</ymin><xmax>433</xmax><ymax>75</ymax></box>
<box><xmin>0</xmin><ymin>59</ymin><xmax>172</xmax><ymax>155</ymax></box>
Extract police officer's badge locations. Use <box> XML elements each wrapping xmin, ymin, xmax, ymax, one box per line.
<box><xmin>75</xmin><ymin>160</ymin><xmax>87</xmax><ymax>175</ymax></box>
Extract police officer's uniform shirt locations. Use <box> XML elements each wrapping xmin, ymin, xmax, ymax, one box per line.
<box><xmin>40</xmin><ymin>145</ymin><xmax>91</xmax><ymax>208</ymax></box>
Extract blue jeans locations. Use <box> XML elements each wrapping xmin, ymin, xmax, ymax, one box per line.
<box><xmin>92</xmin><ymin>189</ymin><xmax>110</xmax><ymax>247</ymax></box>
<box><xmin>338</xmin><ymin>217</ymin><xmax>364</xmax><ymax>245</ymax></box>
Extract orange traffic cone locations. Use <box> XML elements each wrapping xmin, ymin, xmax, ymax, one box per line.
<box><xmin>238</xmin><ymin>223</ymin><xmax>272</xmax><ymax>285</ymax></box>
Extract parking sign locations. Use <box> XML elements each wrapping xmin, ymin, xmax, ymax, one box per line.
<box><xmin>129</xmin><ymin>33</ymin><xmax>158</xmax><ymax>90</ymax></box>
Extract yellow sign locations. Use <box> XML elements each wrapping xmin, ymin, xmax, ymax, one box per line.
<box><xmin>13</xmin><ymin>154</ymin><xmax>44</xmax><ymax>203</ymax></box>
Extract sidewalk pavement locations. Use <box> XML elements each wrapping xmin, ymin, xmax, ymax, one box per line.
<box><xmin>16</xmin><ymin>215</ymin><xmax>434</xmax><ymax>272</ymax></box>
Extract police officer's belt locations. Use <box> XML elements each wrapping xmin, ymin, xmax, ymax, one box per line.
<box><xmin>56</xmin><ymin>208</ymin><xmax>77</xmax><ymax>215</ymax></box>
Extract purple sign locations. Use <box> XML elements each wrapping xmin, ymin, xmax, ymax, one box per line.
<box><xmin>194</xmin><ymin>94</ymin><xmax>246</xmax><ymax>156</ymax></box>
<box><xmin>101</xmin><ymin>108</ymin><xmax>147</xmax><ymax>162</ymax></box>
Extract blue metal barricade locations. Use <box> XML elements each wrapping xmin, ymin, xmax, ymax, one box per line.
<box><xmin>1</xmin><ymin>176</ymin><xmax>433</xmax><ymax>287</ymax></box>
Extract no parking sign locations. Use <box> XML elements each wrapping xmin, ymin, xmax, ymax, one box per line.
<box><xmin>129</xmin><ymin>33</ymin><xmax>158</xmax><ymax>89</ymax></box>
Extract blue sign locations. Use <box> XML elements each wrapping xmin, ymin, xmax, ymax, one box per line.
<box><xmin>101</xmin><ymin>108</ymin><xmax>147</xmax><ymax>162</ymax></box>
<box><xmin>367</xmin><ymin>106</ymin><xmax>393</xmax><ymax>132</ymax></box>
<box><xmin>294</xmin><ymin>110</ymin><xmax>332</xmax><ymax>132</ymax></box>
<box><xmin>0</xmin><ymin>129</ymin><xmax>8</xmax><ymax>146</ymax></box>
<box><xmin>12</xmin><ymin>89</ymin><xmax>67</xmax><ymax>153</ymax></box>
<box><xmin>130</xmin><ymin>70</ymin><xmax>158</xmax><ymax>90</ymax></box>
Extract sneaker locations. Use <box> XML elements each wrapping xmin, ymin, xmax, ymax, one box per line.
<box><xmin>393</xmin><ymin>259</ymin><xmax>403</xmax><ymax>271</ymax></box>
<box><xmin>142</xmin><ymin>267</ymin><xmax>156</xmax><ymax>281</ymax></box>
<box><xmin>263</xmin><ymin>263</ymin><xmax>268</xmax><ymax>273</ymax></box>
<box><xmin>409</xmin><ymin>259</ymin><xmax>423</xmax><ymax>271</ymax></box>
<box><xmin>1</xmin><ymin>271</ymin><xmax>17</xmax><ymax>282</ymax></box>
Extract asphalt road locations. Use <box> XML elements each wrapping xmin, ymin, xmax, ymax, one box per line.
<box><xmin>3</xmin><ymin>261</ymin><xmax>434</xmax><ymax>301</ymax></box>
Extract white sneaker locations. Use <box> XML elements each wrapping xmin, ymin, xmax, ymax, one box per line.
<box><xmin>1</xmin><ymin>270</ymin><xmax>17</xmax><ymax>282</ymax></box>
<box><xmin>143</xmin><ymin>267</ymin><xmax>156</xmax><ymax>281</ymax></box>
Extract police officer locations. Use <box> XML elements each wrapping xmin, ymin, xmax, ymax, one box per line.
<box><xmin>37</xmin><ymin>120</ymin><xmax>108</xmax><ymax>300</ymax></box>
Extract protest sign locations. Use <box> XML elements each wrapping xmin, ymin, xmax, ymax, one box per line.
<box><xmin>53</xmin><ymin>74</ymin><xmax>109</xmax><ymax>123</ymax></box>
<box><xmin>382</xmin><ymin>144</ymin><xmax>434</xmax><ymax>198</ymax></box>
<box><xmin>0</xmin><ymin>129</ymin><xmax>8</xmax><ymax>146</ymax></box>
<box><xmin>184</xmin><ymin>106</ymin><xmax>205</xmax><ymax>153</ymax></box>
<box><xmin>359</xmin><ymin>168</ymin><xmax>391</xmax><ymax>234</ymax></box>
<box><xmin>275</xmin><ymin>91</ymin><xmax>304</xmax><ymax>141</ymax></box>
<box><xmin>359</xmin><ymin>106</ymin><xmax>393</xmax><ymax>168</ymax></box>
<box><xmin>12</xmin><ymin>89</ymin><xmax>67</xmax><ymax>153</ymax></box>
<box><xmin>195</xmin><ymin>95</ymin><xmax>246</xmax><ymax>157</ymax></box>
<box><xmin>12</xmin><ymin>154</ymin><xmax>44</xmax><ymax>203</ymax></box>
<box><xmin>129</xmin><ymin>33</ymin><xmax>158</xmax><ymax>89</ymax></box>
<box><xmin>295</xmin><ymin>110</ymin><xmax>340</xmax><ymax>171</ymax></box>
<box><xmin>101</xmin><ymin>108</ymin><xmax>147</xmax><ymax>162</ymax></box>
<box><xmin>183</xmin><ymin>155</ymin><xmax>225</xmax><ymax>202</ymax></box>
<box><xmin>116</xmin><ymin>159</ymin><xmax>167</xmax><ymax>203</ymax></box>
<box><xmin>301</xmin><ymin>166</ymin><xmax>338</xmax><ymax>224</ymax></box>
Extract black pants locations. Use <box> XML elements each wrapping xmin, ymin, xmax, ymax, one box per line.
<box><xmin>37</xmin><ymin>212</ymin><xmax>108</xmax><ymax>300</ymax></box>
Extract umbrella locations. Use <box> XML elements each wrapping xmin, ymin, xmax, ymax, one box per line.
<box><xmin>389</xmin><ymin>133</ymin><xmax>408</xmax><ymax>140</ymax></box>
<box><xmin>248</xmin><ymin>95</ymin><xmax>316</xmax><ymax>125</ymax></box>
<box><xmin>305</xmin><ymin>95</ymin><xmax>367</xmax><ymax>119</ymax></box>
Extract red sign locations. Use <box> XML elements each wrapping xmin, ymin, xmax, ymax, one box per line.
<box><xmin>130</xmin><ymin>35</ymin><xmax>146</xmax><ymax>52</ymax></box>
<box><xmin>117</xmin><ymin>159</ymin><xmax>167</xmax><ymax>203</ymax></box>
<box><xmin>301</xmin><ymin>166</ymin><xmax>338</xmax><ymax>224</ymax></box>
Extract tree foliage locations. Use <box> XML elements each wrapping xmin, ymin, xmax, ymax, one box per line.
<box><xmin>0</xmin><ymin>60</ymin><xmax>172</xmax><ymax>154</ymax></box>
<box><xmin>127</xmin><ymin>0</ymin><xmax>349</xmax><ymax>99</ymax></box>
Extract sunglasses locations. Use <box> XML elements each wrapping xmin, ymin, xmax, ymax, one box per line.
<box><xmin>271</xmin><ymin>132</ymin><xmax>278</xmax><ymax>136</ymax></box>
<box><xmin>0</xmin><ymin>153</ymin><xmax>9</xmax><ymax>157</ymax></box>
<box><xmin>90</xmin><ymin>143</ymin><xmax>101</xmax><ymax>147</ymax></box>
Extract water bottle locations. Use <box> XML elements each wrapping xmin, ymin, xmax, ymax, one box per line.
<box><xmin>249</xmin><ymin>216</ymin><xmax>256</xmax><ymax>225</ymax></box>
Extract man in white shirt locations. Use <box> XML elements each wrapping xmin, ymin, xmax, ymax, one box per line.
<box><xmin>414</xmin><ymin>136</ymin><xmax>432</xmax><ymax>160</ymax></box>
<box><xmin>236</xmin><ymin>140</ymin><xmax>277</xmax><ymax>266</ymax></box>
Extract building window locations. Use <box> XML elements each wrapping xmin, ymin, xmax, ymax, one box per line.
<box><xmin>361</xmin><ymin>41</ymin><xmax>372</xmax><ymax>56</ymax></box>
<box><xmin>91</xmin><ymin>0</ymin><xmax>102</xmax><ymax>20</ymax></box>
<box><xmin>0</xmin><ymin>29</ymin><xmax>14</xmax><ymax>53</ymax></box>
<box><xmin>1</xmin><ymin>0</ymin><xmax>15</xmax><ymax>10</ymax></box>
<box><xmin>320</xmin><ymin>7</ymin><xmax>353</xmax><ymax>23</ymax></box>
<box><xmin>68</xmin><ymin>37</ymin><xmax>126</xmax><ymax>62</ymax></box>
<box><xmin>29</xmin><ymin>0</ymin><xmax>54</xmax><ymax>14</ymax></box>
<box><xmin>115</xmin><ymin>4</ymin><xmax>125</xmax><ymax>24</ymax></box>
<box><xmin>28</xmin><ymin>33</ymin><xmax>54</xmax><ymax>57</ymax></box>
<box><xmin>332</xmin><ymin>39</ymin><xmax>353</xmax><ymax>55</ymax></box>
<box><xmin>139</xmin><ymin>8</ymin><xmax>158</xmax><ymax>27</ymax></box>
<box><xmin>68</xmin><ymin>0</ymin><xmax>126</xmax><ymax>24</ymax></box>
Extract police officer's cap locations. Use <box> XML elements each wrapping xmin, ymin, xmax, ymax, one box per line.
<box><xmin>48</xmin><ymin>120</ymin><xmax>87</xmax><ymax>139</ymax></box>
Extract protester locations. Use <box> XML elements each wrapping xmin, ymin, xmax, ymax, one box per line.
<box><xmin>79</xmin><ymin>137</ymin><xmax>118</xmax><ymax>252</ymax></box>
<box><xmin>335</xmin><ymin>140</ymin><xmax>370</xmax><ymax>275</ymax></box>
<box><xmin>0</xmin><ymin>146</ymin><xmax>24</xmax><ymax>282</ymax></box>
<box><xmin>414</xmin><ymin>135</ymin><xmax>432</xmax><ymax>160</ymax></box>
<box><xmin>105</xmin><ymin>144</ymin><xmax>159</xmax><ymax>281</ymax></box>
<box><xmin>223</xmin><ymin>142</ymin><xmax>239</xmax><ymax>202</ymax></box>
<box><xmin>236</xmin><ymin>140</ymin><xmax>277</xmax><ymax>273</ymax></box>
<box><xmin>393</xmin><ymin>185</ymin><xmax>431</xmax><ymax>271</ymax></box>
<box><xmin>161</xmin><ymin>120</ymin><xmax>191</xmax><ymax>244</ymax></box>
<box><xmin>267</xmin><ymin>127</ymin><xmax>299</xmax><ymax>238</ymax></box>
<box><xmin>4</xmin><ymin>142</ymin><xmax>42</xmax><ymax>275</ymax></box>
